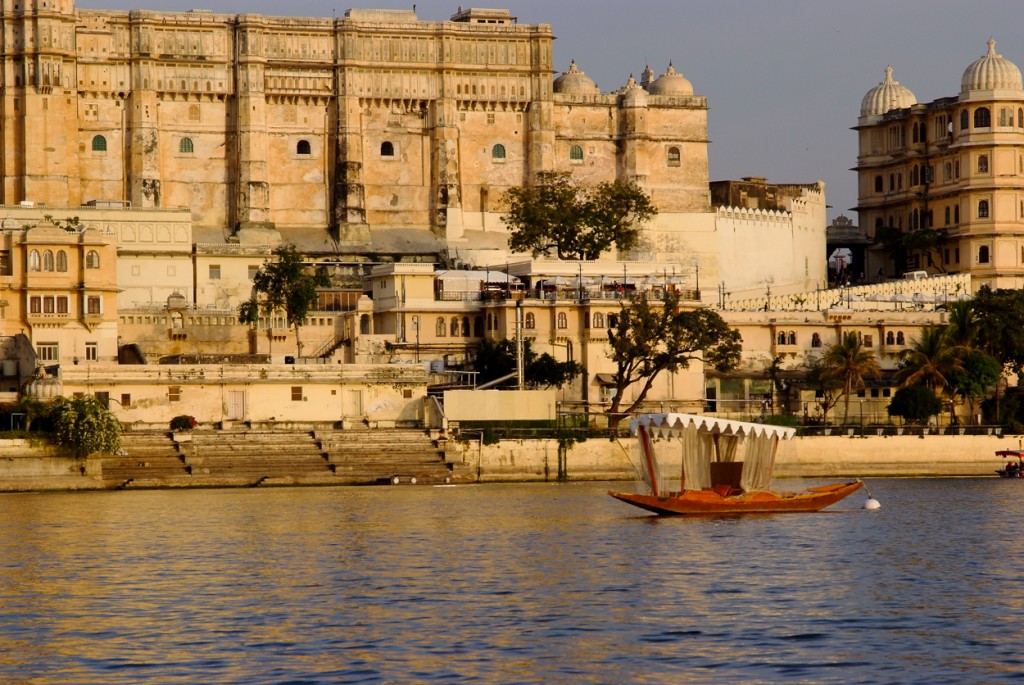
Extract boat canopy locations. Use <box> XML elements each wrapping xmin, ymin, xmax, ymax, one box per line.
<box><xmin>630</xmin><ymin>413</ymin><xmax>796</xmax><ymax>442</ymax></box>
<box><xmin>630</xmin><ymin>413</ymin><xmax>794</xmax><ymax>494</ymax></box>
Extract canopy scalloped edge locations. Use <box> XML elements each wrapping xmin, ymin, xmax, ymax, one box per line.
<box><xmin>629</xmin><ymin>413</ymin><xmax>796</xmax><ymax>441</ymax></box>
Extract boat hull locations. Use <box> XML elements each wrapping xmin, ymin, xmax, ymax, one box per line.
<box><xmin>608</xmin><ymin>481</ymin><xmax>864</xmax><ymax>516</ymax></box>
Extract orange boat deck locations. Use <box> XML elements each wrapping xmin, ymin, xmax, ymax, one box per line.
<box><xmin>609</xmin><ymin>481</ymin><xmax>863</xmax><ymax>516</ymax></box>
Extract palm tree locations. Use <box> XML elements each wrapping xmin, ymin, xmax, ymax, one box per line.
<box><xmin>945</xmin><ymin>300</ymin><xmax>978</xmax><ymax>349</ymax></box>
<box><xmin>820</xmin><ymin>331</ymin><xmax>881</xmax><ymax>424</ymax></box>
<box><xmin>895</xmin><ymin>325</ymin><xmax>962</xmax><ymax>391</ymax></box>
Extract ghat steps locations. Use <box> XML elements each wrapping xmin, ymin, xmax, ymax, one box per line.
<box><xmin>104</xmin><ymin>429</ymin><xmax>472</xmax><ymax>489</ymax></box>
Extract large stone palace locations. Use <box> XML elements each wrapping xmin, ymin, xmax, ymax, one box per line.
<box><xmin>855</xmin><ymin>39</ymin><xmax>1024</xmax><ymax>290</ymax></box>
<box><xmin>0</xmin><ymin>1</ymin><xmax>710</xmax><ymax>258</ymax></box>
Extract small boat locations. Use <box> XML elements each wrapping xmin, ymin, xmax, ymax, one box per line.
<box><xmin>609</xmin><ymin>413</ymin><xmax>863</xmax><ymax>515</ymax></box>
<box><xmin>995</xmin><ymin>450</ymin><xmax>1024</xmax><ymax>478</ymax></box>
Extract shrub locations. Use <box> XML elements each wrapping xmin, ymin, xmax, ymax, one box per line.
<box><xmin>170</xmin><ymin>415</ymin><xmax>198</xmax><ymax>432</ymax></box>
<box><xmin>53</xmin><ymin>396</ymin><xmax>122</xmax><ymax>457</ymax></box>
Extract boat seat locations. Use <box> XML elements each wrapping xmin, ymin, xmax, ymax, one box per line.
<box><xmin>710</xmin><ymin>461</ymin><xmax>743</xmax><ymax>489</ymax></box>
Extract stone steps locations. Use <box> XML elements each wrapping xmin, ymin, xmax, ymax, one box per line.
<box><xmin>107</xmin><ymin>428</ymin><xmax>467</xmax><ymax>488</ymax></box>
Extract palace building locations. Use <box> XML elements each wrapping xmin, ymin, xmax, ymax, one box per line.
<box><xmin>854</xmin><ymin>40</ymin><xmax>1024</xmax><ymax>290</ymax></box>
<box><xmin>0</xmin><ymin>2</ymin><xmax>710</xmax><ymax>258</ymax></box>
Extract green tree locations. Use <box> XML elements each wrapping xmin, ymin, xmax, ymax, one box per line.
<box><xmin>473</xmin><ymin>339</ymin><xmax>582</xmax><ymax>389</ymax></box>
<box><xmin>888</xmin><ymin>384</ymin><xmax>943</xmax><ymax>425</ymax></box>
<box><xmin>52</xmin><ymin>395</ymin><xmax>122</xmax><ymax>457</ymax></box>
<box><xmin>874</xmin><ymin>225</ymin><xmax>948</xmax><ymax>276</ymax></box>
<box><xmin>947</xmin><ymin>348</ymin><xmax>1002</xmax><ymax>424</ymax></box>
<box><xmin>606</xmin><ymin>291</ymin><xmax>741</xmax><ymax>420</ymax></box>
<box><xmin>502</xmin><ymin>171</ymin><xmax>657</xmax><ymax>260</ymax></box>
<box><xmin>973</xmin><ymin>286</ymin><xmax>1024</xmax><ymax>373</ymax></box>
<box><xmin>239</xmin><ymin>245</ymin><xmax>329</xmax><ymax>357</ymax></box>
<box><xmin>803</xmin><ymin>355</ymin><xmax>845</xmax><ymax>424</ymax></box>
<box><xmin>819</xmin><ymin>331</ymin><xmax>881</xmax><ymax>424</ymax></box>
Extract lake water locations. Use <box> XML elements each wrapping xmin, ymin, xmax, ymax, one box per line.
<box><xmin>1</xmin><ymin>479</ymin><xmax>1022</xmax><ymax>685</ymax></box>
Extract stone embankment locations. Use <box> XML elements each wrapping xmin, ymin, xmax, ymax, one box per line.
<box><xmin>0</xmin><ymin>430</ymin><xmax>1016</xmax><ymax>492</ymax></box>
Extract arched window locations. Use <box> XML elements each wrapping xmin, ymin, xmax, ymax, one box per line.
<box><xmin>954</xmin><ymin>205</ymin><xmax>960</xmax><ymax>223</ymax></box>
<box><xmin>359</xmin><ymin>314</ymin><xmax>370</xmax><ymax>335</ymax></box>
<box><xmin>461</xmin><ymin>316</ymin><xmax>470</xmax><ymax>336</ymax></box>
<box><xmin>811</xmin><ymin>333</ymin><xmax>821</xmax><ymax>348</ymax></box>
<box><xmin>911</xmin><ymin>166</ymin><xmax>919</xmax><ymax>186</ymax></box>
<box><xmin>978</xmin><ymin>155</ymin><xmax>989</xmax><ymax>173</ymax></box>
<box><xmin>556</xmin><ymin>312</ymin><xmax>568</xmax><ymax>329</ymax></box>
<box><xmin>787</xmin><ymin>331</ymin><xmax>796</xmax><ymax>345</ymax></box>
<box><xmin>979</xmin><ymin>245</ymin><xmax>990</xmax><ymax>263</ymax></box>
<box><xmin>450</xmin><ymin>317</ymin><xmax>459</xmax><ymax>337</ymax></box>
<box><xmin>524</xmin><ymin>312</ymin><xmax>536</xmax><ymax>329</ymax></box>
<box><xmin>978</xmin><ymin>200</ymin><xmax>989</xmax><ymax>218</ymax></box>
<box><xmin>86</xmin><ymin>250</ymin><xmax>100</xmax><ymax>269</ymax></box>
<box><xmin>56</xmin><ymin>250</ymin><xmax>67</xmax><ymax>272</ymax></box>
<box><xmin>667</xmin><ymin>146</ymin><xmax>681</xmax><ymax>167</ymax></box>
<box><xmin>974</xmin><ymin>107</ymin><xmax>991</xmax><ymax>128</ymax></box>
<box><xmin>296</xmin><ymin>140</ymin><xmax>311</xmax><ymax>155</ymax></box>
<box><xmin>28</xmin><ymin>250</ymin><xmax>40</xmax><ymax>271</ymax></box>
<box><xmin>874</xmin><ymin>175</ymin><xmax>883</xmax><ymax>192</ymax></box>
<box><xmin>777</xmin><ymin>331</ymin><xmax>786</xmax><ymax>345</ymax></box>
<box><xmin>381</xmin><ymin>141</ymin><xmax>395</xmax><ymax>157</ymax></box>
<box><xmin>1000</xmin><ymin>107</ymin><xmax>1013</xmax><ymax>127</ymax></box>
<box><xmin>960</xmin><ymin>110</ymin><xmax>969</xmax><ymax>131</ymax></box>
<box><xmin>896</xmin><ymin>332</ymin><xmax>905</xmax><ymax>345</ymax></box>
<box><xmin>569</xmin><ymin>144</ymin><xmax>583</xmax><ymax>161</ymax></box>
<box><xmin>588</xmin><ymin>312</ymin><xmax>601</xmax><ymax>328</ymax></box>
<box><xmin>491</xmin><ymin>144</ymin><xmax>506</xmax><ymax>159</ymax></box>
<box><xmin>91</xmin><ymin>135</ymin><xmax>107</xmax><ymax>152</ymax></box>
<box><xmin>42</xmin><ymin>250</ymin><xmax>54</xmax><ymax>272</ymax></box>
<box><xmin>1019</xmin><ymin>108</ymin><xmax>1024</xmax><ymax>128</ymax></box>
<box><xmin>179</xmin><ymin>137</ymin><xmax>194</xmax><ymax>154</ymax></box>
<box><xmin>474</xmin><ymin>316</ymin><xmax>483</xmax><ymax>337</ymax></box>
<box><xmin>436</xmin><ymin>317</ymin><xmax>446</xmax><ymax>337</ymax></box>
<box><xmin>886</xmin><ymin>331</ymin><xmax>895</xmax><ymax>345</ymax></box>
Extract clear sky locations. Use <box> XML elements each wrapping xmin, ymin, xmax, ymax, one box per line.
<box><xmin>82</xmin><ymin>0</ymin><xmax>1024</xmax><ymax>223</ymax></box>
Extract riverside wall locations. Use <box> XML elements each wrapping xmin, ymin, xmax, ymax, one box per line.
<box><xmin>0</xmin><ymin>433</ymin><xmax>1017</xmax><ymax>492</ymax></box>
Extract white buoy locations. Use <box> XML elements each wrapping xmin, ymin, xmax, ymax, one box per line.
<box><xmin>863</xmin><ymin>497</ymin><xmax>881</xmax><ymax>510</ymax></box>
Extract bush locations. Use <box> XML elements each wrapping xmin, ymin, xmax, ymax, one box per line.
<box><xmin>888</xmin><ymin>385</ymin><xmax>942</xmax><ymax>425</ymax></box>
<box><xmin>53</xmin><ymin>396</ymin><xmax>122</xmax><ymax>457</ymax></box>
<box><xmin>170</xmin><ymin>415</ymin><xmax>198</xmax><ymax>432</ymax></box>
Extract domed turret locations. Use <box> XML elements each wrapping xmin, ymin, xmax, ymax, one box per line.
<box><xmin>646</xmin><ymin>62</ymin><xmax>693</xmax><ymax>96</ymax></box>
<box><xmin>553</xmin><ymin>60</ymin><xmax>599</xmax><ymax>95</ymax></box>
<box><xmin>619</xmin><ymin>74</ymin><xmax>648</xmax><ymax>107</ymax></box>
<box><xmin>24</xmin><ymin>367</ymin><xmax>62</xmax><ymax>400</ymax></box>
<box><xmin>961</xmin><ymin>39</ymin><xmax>1023</xmax><ymax>94</ymax></box>
<box><xmin>859</xmin><ymin>66</ymin><xmax>917</xmax><ymax>120</ymax></box>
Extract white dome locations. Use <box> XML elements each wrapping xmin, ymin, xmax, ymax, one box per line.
<box><xmin>961</xmin><ymin>39</ymin><xmax>1023</xmax><ymax>93</ymax></box>
<box><xmin>647</xmin><ymin>62</ymin><xmax>693</xmax><ymax>96</ymax></box>
<box><xmin>553</xmin><ymin>60</ymin><xmax>599</xmax><ymax>95</ymax></box>
<box><xmin>860</xmin><ymin>66</ymin><xmax>917</xmax><ymax>118</ymax></box>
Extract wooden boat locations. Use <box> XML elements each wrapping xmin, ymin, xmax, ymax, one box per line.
<box><xmin>995</xmin><ymin>449</ymin><xmax>1024</xmax><ymax>478</ymax></box>
<box><xmin>609</xmin><ymin>413</ymin><xmax>863</xmax><ymax>515</ymax></box>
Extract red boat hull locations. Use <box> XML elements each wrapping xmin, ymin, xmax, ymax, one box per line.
<box><xmin>609</xmin><ymin>481</ymin><xmax>864</xmax><ymax>515</ymax></box>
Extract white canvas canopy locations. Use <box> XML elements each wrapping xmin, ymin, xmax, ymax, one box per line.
<box><xmin>435</xmin><ymin>270</ymin><xmax>519</xmax><ymax>290</ymax></box>
<box><xmin>630</xmin><ymin>413</ymin><xmax>795</xmax><ymax>494</ymax></box>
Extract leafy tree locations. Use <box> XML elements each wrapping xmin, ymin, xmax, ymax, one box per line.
<box><xmin>874</xmin><ymin>225</ymin><xmax>948</xmax><ymax>276</ymax></box>
<box><xmin>239</xmin><ymin>245</ymin><xmax>329</xmax><ymax>357</ymax></box>
<box><xmin>888</xmin><ymin>384</ymin><xmax>943</xmax><ymax>425</ymax></box>
<box><xmin>52</xmin><ymin>395</ymin><xmax>122</xmax><ymax>457</ymax></box>
<box><xmin>972</xmin><ymin>286</ymin><xmax>1024</xmax><ymax>374</ymax></box>
<box><xmin>473</xmin><ymin>339</ymin><xmax>582</xmax><ymax>389</ymax></box>
<box><xmin>944</xmin><ymin>299</ymin><xmax>978</xmax><ymax>348</ymax></box>
<box><xmin>819</xmin><ymin>331</ymin><xmax>881</xmax><ymax>424</ymax></box>
<box><xmin>606</xmin><ymin>290</ymin><xmax>741</xmax><ymax>420</ymax></box>
<box><xmin>43</xmin><ymin>215</ymin><xmax>83</xmax><ymax>233</ymax></box>
<box><xmin>946</xmin><ymin>348</ymin><xmax>1002</xmax><ymax>424</ymax></box>
<box><xmin>803</xmin><ymin>356</ymin><xmax>845</xmax><ymax>424</ymax></box>
<box><xmin>502</xmin><ymin>171</ymin><xmax>657</xmax><ymax>260</ymax></box>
